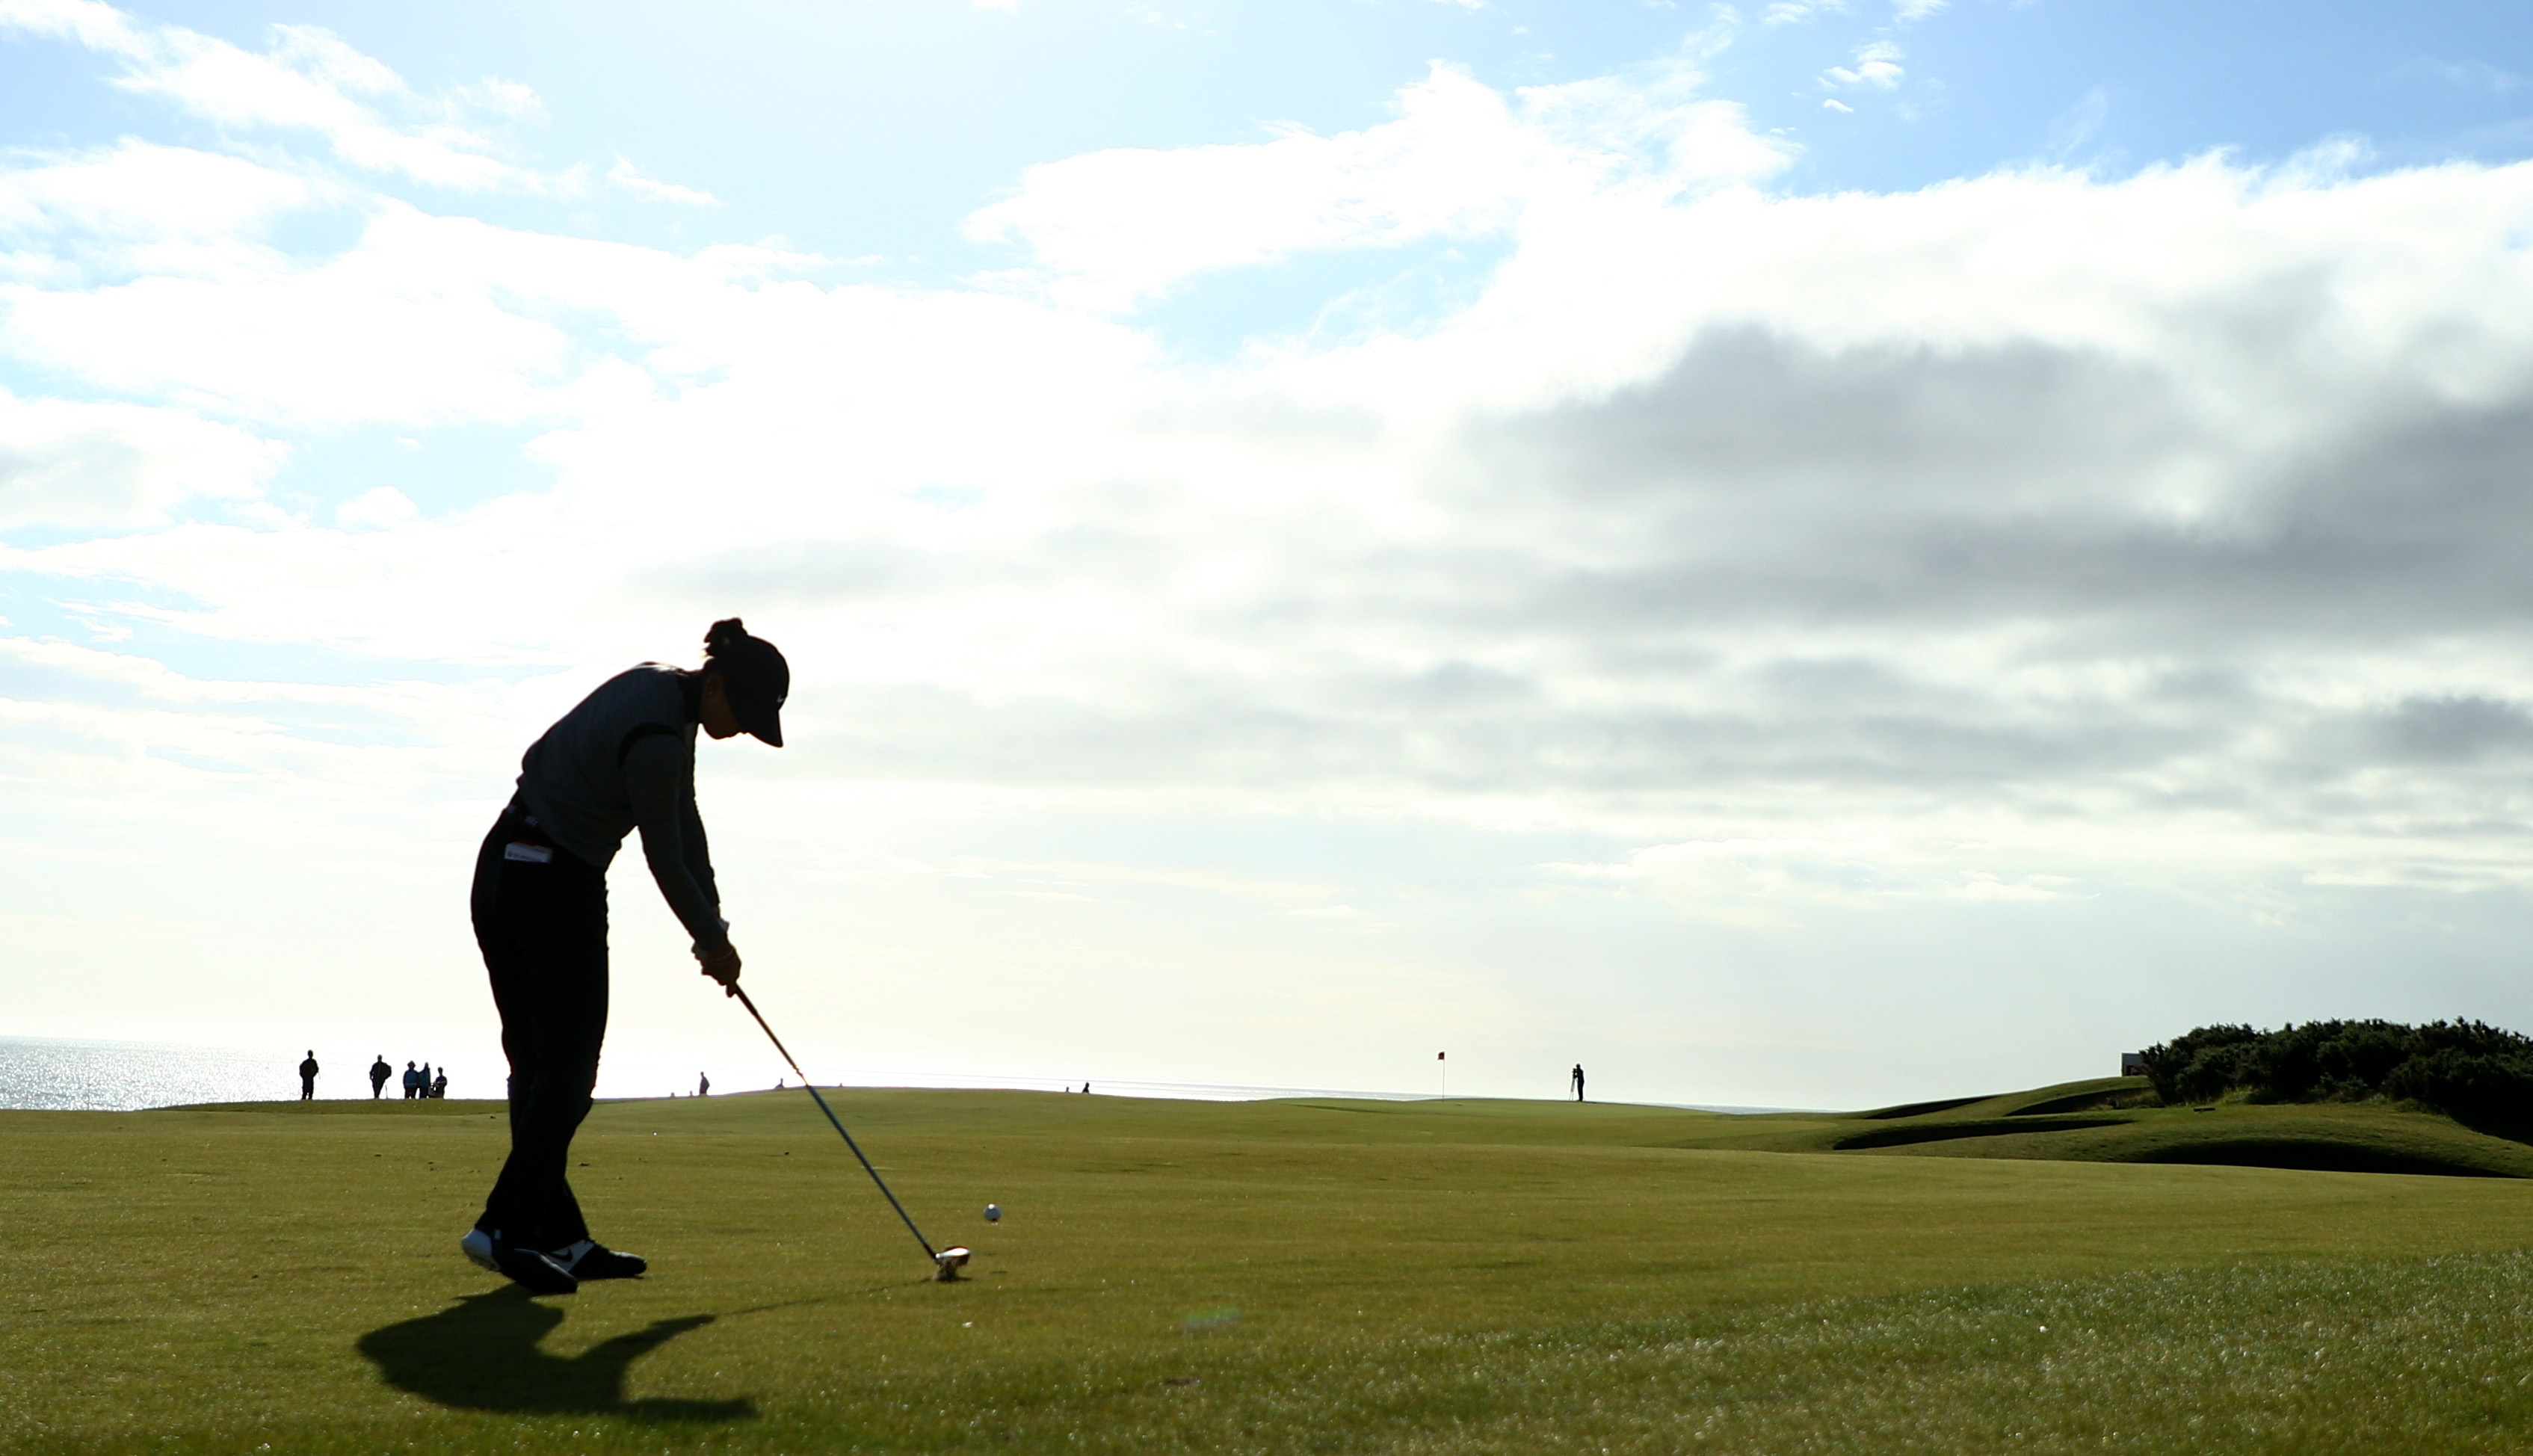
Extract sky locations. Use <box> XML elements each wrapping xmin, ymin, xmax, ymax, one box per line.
<box><xmin>4</xmin><ymin>0</ymin><xmax>2533</xmax><ymax>1109</ymax></box>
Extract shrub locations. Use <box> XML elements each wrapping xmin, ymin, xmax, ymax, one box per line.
<box><xmin>2384</xmin><ymin>1047</ymin><xmax>2533</xmax><ymax>1132</ymax></box>
<box><xmin>2138</xmin><ymin>1024</ymin><xmax>2259</xmax><ymax>1105</ymax></box>
<box><xmin>2137</xmin><ymin>1019</ymin><xmax>2533</xmax><ymax>1129</ymax></box>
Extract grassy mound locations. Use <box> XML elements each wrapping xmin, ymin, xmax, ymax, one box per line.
<box><xmin>1722</xmin><ymin>1077</ymin><xmax>2533</xmax><ymax>1177</ymax></box>
<box><xmin>1828</xmin><ymin>1115</ymin><xmax>2132</xmax><ymax>1150</ymax></box>
<box><xmin>7</xmin><ymin>1090</ymin><xmax>2533</xmax><ymax>1452</ymax></box>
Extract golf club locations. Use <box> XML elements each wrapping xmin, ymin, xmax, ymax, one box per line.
<box><xmin>728</xmin><ymin>983</ymin><xmax>971</xmax><ymax>1282</ymax></box>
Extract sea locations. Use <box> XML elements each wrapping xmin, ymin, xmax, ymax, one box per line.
<box><xmin>0</xmin><ymin>1036</ymin><xmax>303</xmax><ymax>1111</ymax></box>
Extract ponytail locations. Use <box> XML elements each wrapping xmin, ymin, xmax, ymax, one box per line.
<box><xmin>703</xmin><ymin>617</ymin><xmax>750</xmax><ymax>664</ymax></box>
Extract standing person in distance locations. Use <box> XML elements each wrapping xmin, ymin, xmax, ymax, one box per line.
<box><xmin>1571</xmin><ymin>1064</ymin><xmax>1585</xmax><ymax>1103</ymax></box>
<box><xmin>298</xmin><ymin>1051</ymin><xmax>319</xmax><ymax>1101</ymax></box>
<box><xmin>368</xmin><ymin>1055</ymin><xmax>392</xmax><ymax>1100</ymax></box>
<box><xmin>402</xmin><ymin>1061</ymin><xmax>420</xmax><ymax>1099</ymax></box>
<box><xmin>461</xmin><ymin>618</ymin><xmax>788</xmax><ymax>1295</ymax></box>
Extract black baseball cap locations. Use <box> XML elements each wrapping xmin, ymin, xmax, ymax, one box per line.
<box><xmin>704</xmin><ymin>618</ymin><xmax>789</xmax><ymax>747</ymax></box>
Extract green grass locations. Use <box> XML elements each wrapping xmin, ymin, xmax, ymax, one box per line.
<box><xmin>7</xmin><ymin>1089</ymin><xmax>2533</xmax><ymax>1453</ymax></box>
<box><xmin>1722</xmin><ymin>1076</ymin><xmax>2533</xmax><ymax>1177</ymax></box>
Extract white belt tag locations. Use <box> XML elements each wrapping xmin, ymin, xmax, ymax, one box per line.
<box><xmin>504</xmin><ymin>842</ymin><xmax>555</xmax><ymax>863</ymax></box>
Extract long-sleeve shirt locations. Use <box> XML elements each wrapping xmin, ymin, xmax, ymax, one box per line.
<box><xmin>513</xmin><ymin>664</ymin><xmax>729</xmax><ymax>954</ymax></box>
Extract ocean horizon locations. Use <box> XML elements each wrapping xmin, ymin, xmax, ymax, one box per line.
<box><xmin>0</xmin><ymin>1036</ymin><xmax>1802</xmax><ymax>1114</ymax></box>
<box><xmin>0</xmin><ymin>1037</ymin><xmax>1460</xmax><ymax>1111</ymax></box>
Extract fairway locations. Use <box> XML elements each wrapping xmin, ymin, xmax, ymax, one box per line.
<box><xmin>7</xmin><ymin>1091</ymin><xmax>2533</xmax><ymax>1454</ymax></box>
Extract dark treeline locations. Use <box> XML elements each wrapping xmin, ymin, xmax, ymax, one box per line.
<box><xmin>2140</xmin><ymin>1019</ymin><xmax>2533</xmax><ymax>1131</ymax></box>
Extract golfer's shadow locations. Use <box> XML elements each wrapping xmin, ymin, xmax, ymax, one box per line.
<box><xmin>357</xmin><ymin>1285</ymin><xmax>754</xmax><ymax>1422</ymax></box>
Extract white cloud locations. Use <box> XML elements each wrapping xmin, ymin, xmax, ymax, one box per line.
<box><xmin>0</xmin><ymin>0</ymin><xmax>142</xmax><ymax>53</ymax></box>
<box><xmin>1548</xmin><ymin>838</ymin><xmax>2080</xmax><ymax>919</ymax></box>
<box><xmin>0</xmin><ymin>0</ymin><xmax>543</xmax><ymax>191</ymax></box>
<box><xmin>1762</xmin><ymin>1</ymin><xmax>1848</xmax><ymax>23</ymax></box>
<box><xmin>0</xmin><ymin>141</ymin><xmax>315</xmax><ymax>248</ymax></box>
<box><xmin>1822</xmin><ymin>40</ymin><xmax>1905</xmax><ymax>91</ymax></box>
<box><xmin>1894</xmin><ymin>0</ymin><xmax>1945</xmax><ymax>20</ymax></box>
<box><xmin>607</xmin><ymin>155</ymin><xmax>719</xmax><ymax>206</ymax></box>
<box><xmin>0</xmin><ymin>390</ymin><xmax>278</xmax><ymax>526</ymax></box>
<box><xmin>0</xmin><ymin>203</ymin><xmax>710</xmax><ymax>427</ymax></box>
<box><xmin>964</xmin><ymin>59</ymin><xmax>1792</xmax><ymax>310</ymax></box>
<box><xmin>333</xmin><ymin>485</ymin><xmax>418</xmax><ymax>530</ymax></box>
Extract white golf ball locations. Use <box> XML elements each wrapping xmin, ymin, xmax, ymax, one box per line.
<box><xmin>984</xmin><ymin>1203</ymin><xmax>1002</xmax><ymax>1223</ymax></box>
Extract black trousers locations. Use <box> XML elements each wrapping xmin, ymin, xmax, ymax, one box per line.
<box><xmin>470</xmin><ymin>802</ymin><xmax>608</xmax><ymax>1251</ymax></box>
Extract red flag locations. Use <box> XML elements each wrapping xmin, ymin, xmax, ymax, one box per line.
<box><xmin>1437</xmin><ymin>1052</ymin><xmax>1446</xmax><ymax>1060</ymax></box>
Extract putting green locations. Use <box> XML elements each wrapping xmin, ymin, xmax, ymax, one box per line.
<box><xmin>5</xmin><ymin>1090</ymin><xmax>2532</xmax><ymax>1453</ymax></box>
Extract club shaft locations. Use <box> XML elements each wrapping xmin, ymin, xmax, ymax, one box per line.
<box><xmin>731</xmin><ymin>985</ymin><xmax>940</xmax><ymax>1261</ymax></box>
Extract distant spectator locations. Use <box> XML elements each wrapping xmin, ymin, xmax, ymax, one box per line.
<box><xmin>697</xmin><ymin>1073</ymin><xmax>710</xmax><ymax>1097</ymax></box>
<box><xmin>298</xmin><ymin>1051</ymin><xmax>319</xmax><ymax>1101</ymax></box>
<box><xmin>402</xmin><ymin>1061</ymin><xmax>421</xmax><ymax>1099</ymax></box>
<box><xmin>431</xmin><ymin>1070</ymin><xmax>448</xmax><ymax>1099</ymax></box>
<box><xmin>1572</xmin><ymin>1064</ymin><xmax>1585</xmax><ymax>1103</ymax></box>
<box><xmin>368</xmin><ymin>1055</ymin><xmax>392</xmax><ymax>1099</ymax></box>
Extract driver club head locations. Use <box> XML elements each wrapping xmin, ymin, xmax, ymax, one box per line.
<box><xmin>933</xmin><ymin>1246</ymin><xmax>972</xmax><ymax>1282</ymax></box>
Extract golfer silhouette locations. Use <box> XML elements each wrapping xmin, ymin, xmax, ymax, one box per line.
<box><xmin>464</xmin><ymin>618</ymin><xmax>787</xmax><ymax>1294</ymax></box>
